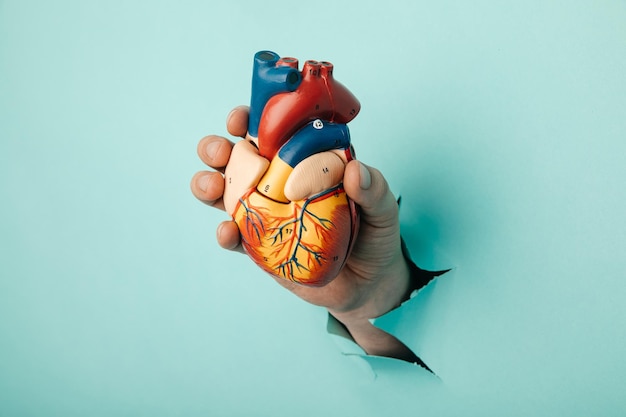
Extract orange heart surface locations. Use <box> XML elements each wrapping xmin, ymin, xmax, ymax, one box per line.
<box><xmin>223</xmin><ymin>51</ymin><xmax>361</xmax><ymax>286</ymax></box>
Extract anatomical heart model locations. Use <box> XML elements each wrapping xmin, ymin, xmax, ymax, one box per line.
<box><xmin>223</xmin><ymin>50</ymin><xmax>361</xmax><ymax>286</ymax></box>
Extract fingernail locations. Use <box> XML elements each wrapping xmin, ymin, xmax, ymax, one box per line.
<box><xmin>205</xmin><ymin>140</ymin><xmax>220</xmax><ymax>161</ymax></box>
<box><xmin>359</xmin><ymin>162</ymin><xmax>371</xmax><ymax>190</ymax></box>
<box><xmin>226</xmin><ymin>108</ymin><xmax>236</xmax><ymax>125</ymax></box>
<box><xmin>197</xmin><ymin>174</ymin><xmax>210</xmax><ymax>192</ymax></box>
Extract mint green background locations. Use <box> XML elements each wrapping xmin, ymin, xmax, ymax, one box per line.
<box><xmin>1</xmin><ymin>1</ymin><xmax>625</xmax><ymax>416</ymax></box>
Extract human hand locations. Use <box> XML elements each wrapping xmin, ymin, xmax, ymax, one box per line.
<box><xmin>191</xmin><ymin>106</ymin><xmax>418</xmax><ymax>361</ymax></box>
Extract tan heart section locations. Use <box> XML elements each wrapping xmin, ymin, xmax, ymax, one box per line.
<box><xmin>232</xmin><ymin>186</ymin><xmax>359</xmax><ymax>286</ymax></box>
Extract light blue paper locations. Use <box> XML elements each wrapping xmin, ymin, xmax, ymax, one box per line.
<box><xmin>2</xmin><ymin>1</ymin><xmax>626</xmax><ymax>416</ymax></box>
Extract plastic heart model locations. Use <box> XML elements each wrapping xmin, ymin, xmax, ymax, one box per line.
<box><xmin>222</xmin><ymin>51</ymin><xmax>361</xmax><ymax>286</ymax></box>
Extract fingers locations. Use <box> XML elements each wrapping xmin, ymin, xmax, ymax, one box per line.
<box><xmin>226</xmin><ymin>105</ymin><xmax>250</xmax><ymax>138</ymax></box>
<box><xmin>197</xmin><ymin>105</ymin><xmax>249</xmax><ymax>169</ymax></box>
<box><xmin>190</xmin><ymin>171</ymin><xmax>226</xmax><ymax>210</ymax></box>
<box><xmin>193</xmin><ymin>107</ymin><xmax>245</xmax><ymax>209</ymax></box>
<box><xmin>343</xmin><ymin>160</ymin><xmax>399</xmax><ymax>229</ymax></box>
<box><xmin>197</xmin><ymin>135</ymin><xmax>234</xmax><ymax>172</ymax></box>
<box><xmin>192</xmin><ymin>106</ymin><xmax>249</xmax><ymax>254</ymax></box>
<box><xmin>216</xmin><ymin>220</ymin><xmax>245</xmax><ymax>253</ymax></box>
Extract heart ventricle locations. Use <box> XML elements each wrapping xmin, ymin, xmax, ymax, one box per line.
<box><xmin>233</xmin><ymin>185</ymin><xmax>358</xmax><ymax>286</ymax></box>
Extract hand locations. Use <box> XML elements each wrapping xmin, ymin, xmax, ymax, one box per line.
<box><xmin>191</xmin><ymin>106</ymin><xmax>420</xmax><ymax>362</ymax></box>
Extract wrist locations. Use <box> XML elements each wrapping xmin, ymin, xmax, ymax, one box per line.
<box><xmin>326</xmin><ymin>236</ymin><xmax>448</xmax><ymax>367</ymax></box>
<box><xmin>329</xmin><ymin>248</ymin><xmax>411</xmax><ymax>325</ymax></box>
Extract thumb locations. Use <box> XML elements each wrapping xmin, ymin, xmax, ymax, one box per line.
<box><xmin>343</xmin><ymin>160</ymin><xmax>399</xmax><ymax>229</ymax></box>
